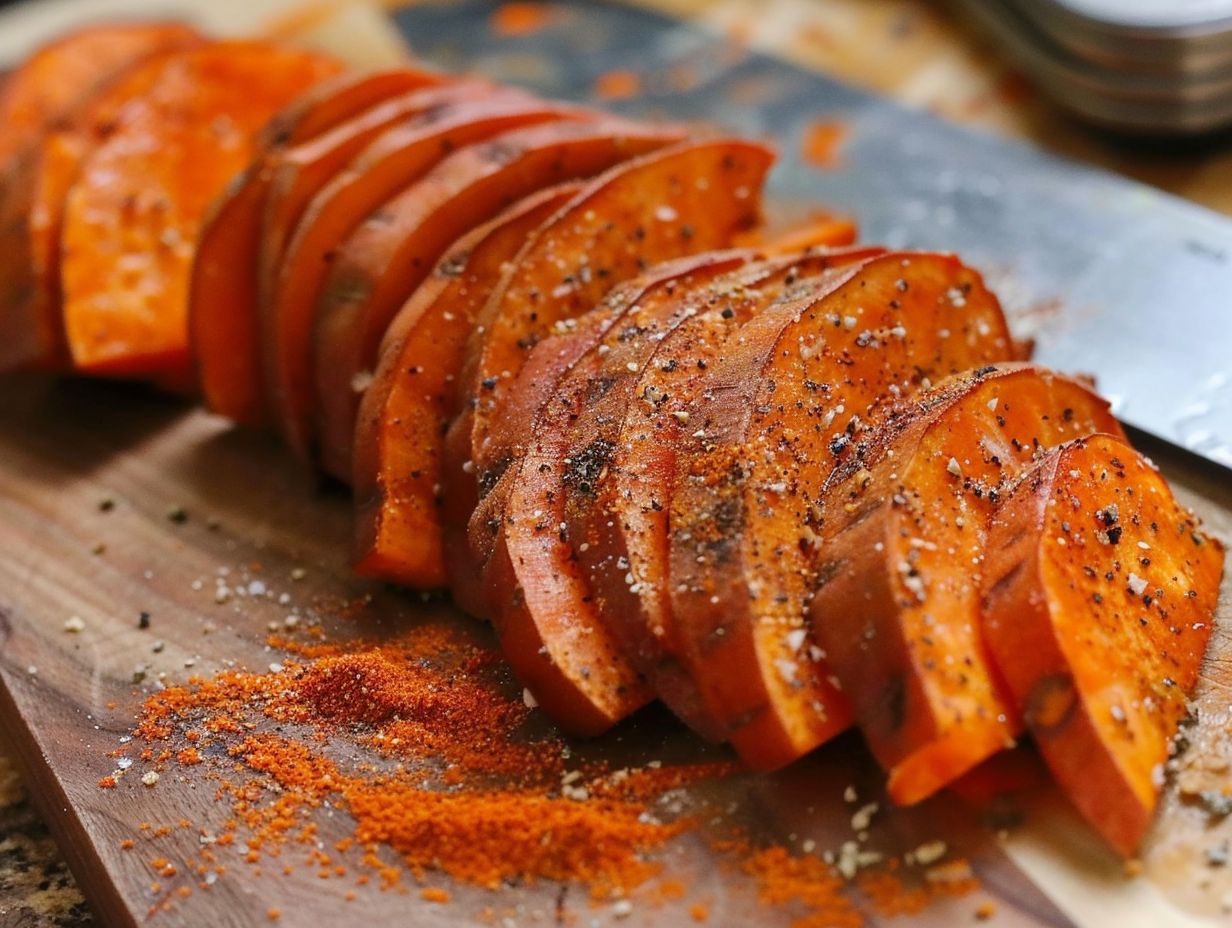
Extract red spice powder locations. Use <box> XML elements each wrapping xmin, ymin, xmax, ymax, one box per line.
<box><xmin>111</xmin><ymin>619</ymin><xmax>976</xmax><ymax>920</ymax></box>
<box><xmin>801</xmin><ymin>120</ymin><xmax>848</xmax><ymax>170</ymax></box>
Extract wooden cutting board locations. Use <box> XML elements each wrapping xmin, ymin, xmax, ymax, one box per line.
<box><xmin>0</xmin><ymin>2</ymin><xmax>1230</xmax><ymax>927</ymax></box>
<box><xmin>1</xmin><ymin>377</ymin><xmax>1229</xmax><ymax>928</ymax></box>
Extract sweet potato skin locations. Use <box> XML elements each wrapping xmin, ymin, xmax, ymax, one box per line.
<box><xmin>264</xmin><ymin>93</ymin><xmax>593</xmax><ymax>464</ymax></box>
<box><xmin>465</xmin><ymin>252</ymin><xmax>755</xmax><ymax>592</ymax></box>
<box><xmin>670</xmin><ymin>253</ymin><xmax>1019</xmax><ymax>773</ymax></box>
<box><xmin>571</xmin><ymin>254</ymin><xmax>874</xmax><ymax>745</ymax></box>
<box><xmin>60</xmin><ymin>41</ymin><xmax>343</xmax><ymax>385</ymax></box>
<box><xmin>0</xmin><ymin>27</ymin><xmax>203</xmax><ymax>372</ymax></box>
<box><xmin>467</xmin><ymin>252</ymin><xmax>759</xmax><ymax>731</ymax></box>
<box><xmin>190</xmin><ymin>69</ymin><xmax>443</xmax><ymax>425</ymax></box>
<box><xmin>443</xmin><ymin>142</ymin><xmax>771</xmax><ymax>610</ymax></box>
<box><xmin>541</xmin><ymin>248</ymin><xmax>878</xmax><ymax>736</ymax></box>
<box><xmin>351</xmin><ymin>183</ymin><xmax>581</xmax><ymax>589</ymax></box>
<box><xmin>811</xmin><ymin>364</ymin><xmax>1126</xmax><ymax>805</ymax></box>
<box><xmin>464</xmin><ymin>143</ymin><xmax>774</xmax><ymax>732</ymax></box>
<box><xmin>980</xmin><ymin>433</ymin><xmax>1223</xmax><ymax>855</ymax></box>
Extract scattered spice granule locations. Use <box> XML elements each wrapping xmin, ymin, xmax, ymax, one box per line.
<box><xmin>975</xmin><ymin>901</ymin><xmax>997</xmax><ymax>920</ymax></box>
<box><xmin>115</xmin><ymin>622</ymin><xmax>710</xmax><ymax>899</ymax></box>
<box><xmin>489</xmin><ymin>2</ymin><xmax>556</xmax><ymax>37</ymax></box>
<box><xmin>736</xmin><ymin>844</ymin><xmax>862</xmax><ymax>928</ymax></box>
<box><xmin>109</xmin><ymin>618</ymin><xmax>979</xmax><ymax>921</ymax></box>
<box><xmin>120</xmin><ymin>839</ymin><xmax>135</xmax><ymax>851</ymax></box>
<box><xmin>594</xmin><ymin>70</ymin><xmax>642</xmax><ymax>101</ymax></box>
<box><xmin>267</xmin><ymin>908</ymin><xmax>280</xmax><ymax>921</ymax></box>
<box><xmin>801</xmin><ymin>120</ymin><xmax>848</xmax><ymax>170</ymax></box>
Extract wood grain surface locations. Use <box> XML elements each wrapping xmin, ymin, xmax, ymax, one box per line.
<box><xmin>0</xmin><ymin>376</ymin><xmax>1070</xmax><ymax>927</ymax></box>
<box><xmin>0</xmin><ymin>2</ymin><xmax>1230</xmax><ymax>927</ymax></box>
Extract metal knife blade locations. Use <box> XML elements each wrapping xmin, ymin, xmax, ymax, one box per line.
<box><xmin>396</xmin><ymin>0</ymin><xmax>1232</xmax><ymax>470</ymax></box>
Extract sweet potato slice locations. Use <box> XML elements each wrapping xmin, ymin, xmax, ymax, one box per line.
<box><xmin>0</xmin><ymin>27</ymin><xmax>203</xmax><ymax>372</ymax></box>
<box><xmin>442</xmin><ymin>142</ymin><xmax>772</xmax><ymax>608</ymax></box>
<box><xmin>443</xmin><ymin>259</ymin><xmax>743</xmax><ymax>618</ymax></box>
<box><xmin>351</xmin><ymin>182</ymin><xmax>583</xmax><ymax>589</ymax></box>
<box><xmin>811</xmin><ymin>364</ymin><xmax>1126</xmax><ymax>804</ymax></box>
<box><xmin>459</xmin><ymin>143</ymin><xmax>774</xmax><ymax>733</ymax></box>
<box><xmin>190</xmin><ymin>69</ymin><xmax>444</xmax><ymax>425</ymax></box>
<box><xmin>549</xmin><ymin>247</ymin><xmax>877</xmax><ymax>739</ymax></box>
<box><xmin>485</xmin><ymin>248</ymin><xmax>873</xmax><ymax>737</ymax></box>
<box><xmin>461</xmin><ymin>252</ymin><xmax>761</xmax><ymax>619</ymax></box>
<box><xmin>0</xmin><ymin>22</ymin><xmax>201</xmax><ymax>172</ymax></box>
<box><xmin>312</xmin><ymin>119</ymin><xmax>694</xmax><ymax>479</ymax></box>
<box><xmin>266</xmin><ymin>97</ymin><xmax>604</xmax><ymax>462</ymax></box>
<box><xmin>670</xmin><ymin>253</ymin><xmax>1019</xmax><ymax>772</ymax></box>
<box><xmin>981</xmin><ymin>433</ymin><xmax>1223</xmax><ymax>855</ymax></box>
<box><xmin>60</xmin><ymin>41</ymin><xmax>343</xmax><ymax>385</ymax></box>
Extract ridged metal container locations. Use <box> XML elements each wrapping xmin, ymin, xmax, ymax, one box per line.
<box><xmin>952</xmin><ymin>0</ymin><xmax>1232</xmax><ymax>133</ymax></box>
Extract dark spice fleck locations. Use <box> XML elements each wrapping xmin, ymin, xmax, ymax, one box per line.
<box><xmin>138</xmin><ymin>611</ymin><xmax>151</xmax><ymax>630</ymax></box>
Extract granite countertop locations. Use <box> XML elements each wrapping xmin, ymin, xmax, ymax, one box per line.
<box><xmin>0</xmin><ymin>742</ymin><xmax>93</xmax><ymax>927</ymax></box>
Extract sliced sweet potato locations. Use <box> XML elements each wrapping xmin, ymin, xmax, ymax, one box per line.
<box><xmin>0</xmin><ymin>28</ymin><xmax>204</xmax><ymax>372</ymax></box>
<box><xmin>312</xmin><ymin>118</ymin><xmax>696</xmax><ymax>479</ymax></box>
<box><xmin>191</xmin><ymin>69</ymin><xmax>445</xmax><ymax>425</ymax></box>
<box><xmin>670</xmin><ymin>253</ymin><xmax>1020</xmax><ymax>772</ymax></box>
<box><xmin>460</xmin><ymin>144</ymin><xmax>775</xmax><ymax>733</ymax></box>
<box><xmin>468</xmin><ymin>220</ymin><xmax>858</xmax><ymax>547</ymax></box>
<box><xmin>60</xmin><ymin>41</ymin><xmax>343</xmax><ymax>385</ymax></box>
<box><xmin>0</xmin><ymin>130</ymin><xmax>84</xmax><ymax>372</ymax></box>
<box><xmin>0</xmin><ymin>22</ymin><xmax>201</xmax><ymax>173</ymax></box>
<box><xmin>484</xmin><ymin>248</ymin><xmax>871</xmax><ymax>737</ymax></box>
<box><xmin>811</xmin><ymin>364</ymin><xmax>1126</xmax><ymax>804</ymax></box>
<box><xmin>981</xmin><ymin>433</ymin><xmax>1223</xmax><ymax>855</ymax></box>
<box><xmin>351</xmin><ymin>182</ymin><xmax>583</xmax><ymax>589</ymax></box>
<box><xmin>255</xmin><ymin>69</ymin><xmax>444</xmax><ymax>151</ymax></box>
<box><xmin>265</xmin><ymin>95</ymin><xmax>601</xmax><ymax>463</ymax></box>
<box><xmin>553</xmin><ymin>249</ymin><xmax>882</xmax><ymax>737</ymax></box>
<box><xmin>442</xmin><ymin>142</ymin><xmax>773</xmax><ymax>607</ymax></box>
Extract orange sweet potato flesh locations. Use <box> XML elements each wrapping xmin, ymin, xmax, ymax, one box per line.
<box><xmin>265</xmin><ymin>94</ymin><xmax>598</xmax><ymax>464</ymax></box>
<box><xmin>312</xmin><ymin>118</ymin><xmax>692</xmax><ymax>480</ymax></box>
<box><xmin>554</xmin><ymin>247</ymin><xmax>882</xmax><ymax>739</ymax></box>
<box><xmin>351</xmin><ymin>182</ymin><xmax>583</xmax><ymax>588</ymax></box>
<box><xmin>444</xmin><ymin>257</ymin><xmax>737</xmax><ymax>620</ymax></box>
<box><xmin>811</xmin><ymin>364</ymin><xmax>1126</xmax><ymax>804</ymax></box>
<box><xmin>981</xmin><ymin>433</ymin><xmax>1223</xmax><ymax>855</ymax></box>
<box><xmin>465</xmin><ymin>253</ymin><xmax>761</xmax><ymax>623</ymax></box>
<box><xmin>60</xmin><ymin>41</ymin><xmax>343</xmax><ymax>386</ymax></box>
<box><xmin>0</xmin><ymin>22</ymin><xmax>201</xmax><ymax>173</ymax></box>
<box><xmin>0</xmin><ymin>25</ymin><xmax>202</xmax><ymax>372</ymax></box>
<box><xmin>670</xmin><ymin>254</ymin><xmax>1020</xmax><ymax>772</ymax></box>
<box><xmin>190</xmin><ymin>69</ymin><xmax>444</xmax><ymax>425</ymax></box>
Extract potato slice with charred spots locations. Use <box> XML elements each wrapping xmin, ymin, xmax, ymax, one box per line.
<box><xmin>981</xmin><ymin>432</ymin><xmax>1223</xmax><ymax>856</ymax></box>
